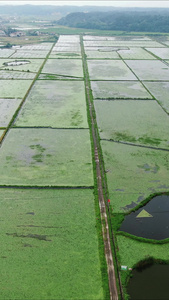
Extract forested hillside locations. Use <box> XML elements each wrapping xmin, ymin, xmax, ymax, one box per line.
<box><xmin>58</xmin><ymin>9</ymin><xmax>169</xmax><ymax>32</ymax></box>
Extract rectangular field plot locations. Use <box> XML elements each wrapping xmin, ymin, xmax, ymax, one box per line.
<box><xmin>15</xmin><ymin>81</ymin><xmax>89</xmax><ymax>128</ymax></box>
<box><xmin>58</xmin><ymin>35</ymin><xmax>80</xmax><ymax>43</ymax></box>
<box><xmin>83</xmin><ymin>36</ymin><xmax>152</xmax><ymax>41</ymax></box>
<box><xmin>117</xmin><ymin>47</ymin><xmax>156</xmax><ymax>59</ymax></box>
<box><xmin>0</xmin><ymin>70</ymin><xmax>35</xmax><ymax>80</ymax></box>
<box><xmin>11</xmin><ymin>50</ymin><xmax>49</xmax><ymax>59</ymax></box>
<box><xmin>84</xmin><ymin>40</ymin><xmax>163</xmax><ymax>48</ymax></box>
<box><xmin>49</xmin><ymin>52</ymin><xmax>81</xmax><ymax>59</ymax></box>
<box><xmin>20</xmin><ymin>43</ymin><xmax>53</xmax><ymax>51</ymax></box>
<box><xmin>101</xmin><ymin>141</ymin><xmax>169</xmax><ymax>213</ymax></box>
<box><xmin>91</xmin><ymin>81</ymin><xmax>152</xmax><ymax>99</ymax></box>
<box><xmin>125</xmin><ymin>60</ymin><xmax>169</xmax><ymax>81</ymax></box>
<box><xmin>94</xmin><ymin>100</ymin><xmax>169</xmax><ymax>149</ymax></box>
<box><xmin>87</xmin><ymin>60</ymin><xmax>137</xmax><ymax>80</ymax></box>
<box><xmin>146</xmin><ymin>47</ymin><xmax>169</xmax><ymax>59</ymax></box>
<box><xmin>0</xmin><ymin>99</ymin><xmax>21</xmax><ymax>127</ymax></box>
<box><xmin>0</xmin><ymin>49</ymin><xmax>15</xmax><ymax>58</ymax></box>
<box><xmin>52</xmin><ymin>45</ymin><xmax>81</xmax><ymax>52</ymax></box>
<box><xmin>41</xmin><ymin>59</ymin><xmax>83</xmax><ymax>78</ymax></box>
<box><xmin>0</xmin><ymin>129</ymin><xmax>93</xmax><ymax>186</ymax></box>
<box><xmin>85</xmin><ymin>50</ymin><xmax>120</xmax><ymax>59</ymax></box>
<box><xmin>144</xmin><ymin>81</ymin><xmax>169</xmax><ymax>114</ymax></box>
<box><xmin>0</xmin><ymin>188</ymin><xmax>104</xmax><ymax>299</ymax></box>
<box><xmin>0</xmin><ymin>80</ymin><xmax>33</xmax><ymax>98</ymax></box>
<box><xmin>0</xmin><ymin>59</ymin><xmax>44</xmax><ymax>73</ymax></box>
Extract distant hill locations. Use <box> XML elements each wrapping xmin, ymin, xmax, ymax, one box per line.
<box><xmin>57</xmin><ymin>8</ymin><xmax>169</xmax><ymax>33</ymax></box>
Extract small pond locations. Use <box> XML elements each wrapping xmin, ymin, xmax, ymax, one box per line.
<box><xmin>3</xmin><ymin>60</ymin><xmax>30</xmax><ymax>66</ymax></box>
<box><xmin>119</xmin><ymin>195</ymin><xmax>169</xmax><ymax>240</ymax></box>
<box><xmin>127</xmin><ymin>264</ymin><xmax>169</xmax><ymax>299</ymax></box>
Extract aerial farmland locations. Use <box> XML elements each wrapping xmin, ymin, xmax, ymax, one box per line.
<box><xmin>1</xmin><ymin>31</ymin><xmax>169</xmax><ymax>300</ymax></box>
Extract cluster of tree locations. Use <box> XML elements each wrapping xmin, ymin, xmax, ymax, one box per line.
<box><xmin>57</xmin><ymin>9</ymin><xmax>169</xmax><ymax>33</ymax></box>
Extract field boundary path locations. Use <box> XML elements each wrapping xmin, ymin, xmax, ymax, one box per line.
<box><xmin>81</xmin><ymin>36</ymin><xmax>120</xmax><ymax>300</ymax></box>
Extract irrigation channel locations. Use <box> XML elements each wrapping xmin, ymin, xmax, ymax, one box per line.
<box><xmin>81</xmin><ymin>36</ymin><xmax>123</xmax><ymax>300</ymax></box>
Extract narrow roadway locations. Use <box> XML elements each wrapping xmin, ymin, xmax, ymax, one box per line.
<box><xmin>81</xmin><ymin>36</ymin><xmax>119</xmax><ymax>300</ymax></box>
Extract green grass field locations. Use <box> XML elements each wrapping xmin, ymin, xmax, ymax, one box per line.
<box><xmin>94</xmin><ymin>100</ymin><xmax>169</xmax><ymax>149</ymax></box>
<box><xmin>144</xmin><ymin>81</ymin><xmax>169</xmax><ymax>114</ymax></box>
<box><xmin>0</xmin><ymin>80</ymin><xmax>33</xmax><ymax>98</ymax></box>
<box><xmin>101</xmin><ymin>140</ymin><xmax>169</xmax><ymax>213</ymax></box>
<box><xmin>0</xmin><ymin>98</ymin><xmax>22</xmax><ymax>127</ymax></box>
<box><xmin>15</xmin><ymin>80</ymin><xmax>88</xmax><ymax>128</ymax></box>
<box><xmin>0</xmin><ymin>188</ymin><xmax>105</xmax><ymax>299</ymax></box>
<box><xmin>0</xmin><ymin>128</ymin><xmax>93</xmax><ymax>186</ymax></box>
<box><xmin>91</xmin><ymin>81</ymin><xmax>152</xmax><ymax>99</ymax></box>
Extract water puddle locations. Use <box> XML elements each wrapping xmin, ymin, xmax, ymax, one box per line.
<box><xmin>119</xmin><ymin>195</ymin><xmax>169</xmax><ymax>240</ymax></box>
<box><xmin>127</xmin><ymin>264</ymin><xmax>169</xmax><ymax>299</ymax></box>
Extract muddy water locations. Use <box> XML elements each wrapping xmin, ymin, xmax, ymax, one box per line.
<box><xmin>127</xmin><ymin>264</ymin><xmax>169</xmax><ymax>299</ymax></box>
<box><xmin>119</xmin><ymin>195</ymin><xmax>169</xmax><ymax>240</ymax></box>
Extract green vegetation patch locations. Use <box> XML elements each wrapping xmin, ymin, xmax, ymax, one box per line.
<box><xmin>144</xmin><ymin>81</ymin><xmax>169</xmax><ymax>114</ymax></box>
<box><xmin>146</xmin><ymin>47</ymin><xmax>169</xmax><ymax>59</ymax></box>
<box><xmin>94</xmin><ymin>100</ymin><xmax>169</xmax><ymax>149</ymax></box>
<box><xmin>15</xmin><ymin>81</ymin><xmax>89</xmax><ymax>128</ymax></box>
<box><xmin>117</xmin><ymin>235</ymin><xmax>169</xmax><ymax>269</ymax></box>
<box><xmin>0</xmin><ymin>58</ymin><xmax>44</xmax><ymax>73</ymax></box>
<box><xmin>49</xmin><ymin>52</ymin><xmax>81</xmax><ymax>59</ymax></box>
<box><xmin>41</xmin><ymin>59</ymin><xmax>83</xmax><ymax>78</ymax></box>
<box><xmin>0</xmin><ymin>80</ymin><xmax>33</xmax><ymax>98</ymax></box>
<box><xmin>117</xmin><ymin>47</ymin><xmax>156</xmax><ymax>59</ymax></box>
<box><xmin>91</xmin><ymin>81</ymin><xmax>152</xmax><ymax>99</ymax></box>
<box><xmin>101</xmin><ymin>140</ymin><xmax>169</xmax><ymax>213</ymax></box>
<box><xmin>87</xmin><ymin>60</ymin><xmax>137</xmax><ymax>80</ymax></box>
<box><xmin>125</xmin><ymin>60</ymin><xmax>169</xmax><ymax>81</ymax></box>
<box><xmin>0</xmin><ymin>129</ymin><xmax>5</xmax><ymax>138</ymax></box>
<box><xmin>0</xmin><ymin>188</ymin><xmax>104</xmax><ymax>299</ymax></box>
<box><xmin>0</xmin><ymin>98</ymin><xmax>22</xmax><ymax>127</ymax></box>
<box><xmin>0</xmin><ymin>128</ymin><xmax>93</xmax><ymax>186</ymax></box>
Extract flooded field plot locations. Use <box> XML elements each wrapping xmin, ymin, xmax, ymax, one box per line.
<box><xmin>83</xmin><ymin>35</ymin><xmax>152</xmax><ymax>41</ymax></box>
<box><xmin>15</xmin><ymin>81</ymin><xmax>88</xmax><ymax>128</ymax></box>
<box><xmin>0</xmin><ymin>49</ymin><xmax>15</xmax><ymax>58</ymax></box>
<box><xmin>94</xmin><ymin>100</ymin><xmax>169</xmax><ymax>149</ymax></box>
<box><xmin>0</xmin><ymin>80</ymin><xmax>32</xmax><ymax>98</ymax></box>
<box><xmin>101</xmin><ymin>141</ymin><xmax>169</xmax><ymax>213</ymax></box>
<box><xmin>125</xmin><ymin>60</ymin><xmax>169</xmax><ymax>81</ymax></box>
<box><xmin>91</xmin><ymin>81</ymin><xmax>152</xmax><ymax>99</ymax></box>
<box><xmin>20</xmin><ymin>43</ymin><xmax>53</xmax><ymax>51</ymax></box>
<box><xmin>49</xmin><ymin>52</ymin><xmax>81</xmax><ymax>59</ymax></box>
<box><xmin>144</xmin><ymin>81</ymin><xmax>169</xmax><ymax>113</ymax></box>
<box><xmin>41</xmin><ymin>59</ymin><xmax>83</xmax><ymax>78</ymax></box>
<box><xmin>0</xmin><ymin>128</ymin><xmax>93</xmax><ymax>186</ymax></box>
<box><xmin>52</xmin><ymin>45</ymin><xmax>81</xmax><ymax>52</ymax></box>
<box><xmin>11</xmin><ymin>50</ymin><xmax>49</xmax><ymax>59</ymax></box>
<box><xmin>87</xmin><ymin>60</ymin><xmax>137</xmax><ymax>80</ymax></box>
<box><xmin>146</xmin><ymin>47</ymin><xmax>169</xmax><ymax>59</ymax></box>
<box><xmin>0</xmin><ymin>98</ymin><xmax>21</xmax><ymax>127</ymax></box>
<box><xmin>84</xmin><ymin>40</ymin><xmax>163</xmax><ymax>48</ymax></box>
<box><xmin>57</xmin><ymin>35</ymin><xmax>80</xmax><ymax>43</ymax></box>
<box><xmin>85</xmin><ymin>50</ymin><xmax>120</xmax><ymax>59</ymax></box>
<box><xmin>0</xmin><ymin>59</ymin><xmax>44</xmax><ymax>73</ymax></box>
<box><xmin>0</xmin><ymin>188</ymin><xmax>104</xmax><ymax>299</ymax></box>
<box><xmin>117</xmin><ymin>47</ymin><xmax>156</xmax><ymax>59</ymax></box>
<box><xmin>0</xmin><ymin>70</ymin><xmax>35</xmax><ymax>80</ymax></box>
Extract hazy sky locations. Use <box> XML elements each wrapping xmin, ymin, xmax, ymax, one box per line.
<box><xmin>0</xmin><ymin>0</ymin><xmax>169</xmax><ymax>8</ymax></box>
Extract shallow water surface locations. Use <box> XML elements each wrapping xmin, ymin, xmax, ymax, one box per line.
<box><xmin>120</xmin><ymin>195</ymin><xmax>169</xmax><ymax>240</ymax></box>
<box><xmin>127</xmin><ymin>264</ymin><xmax>169</xmax><ymax>299</ymax></box>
